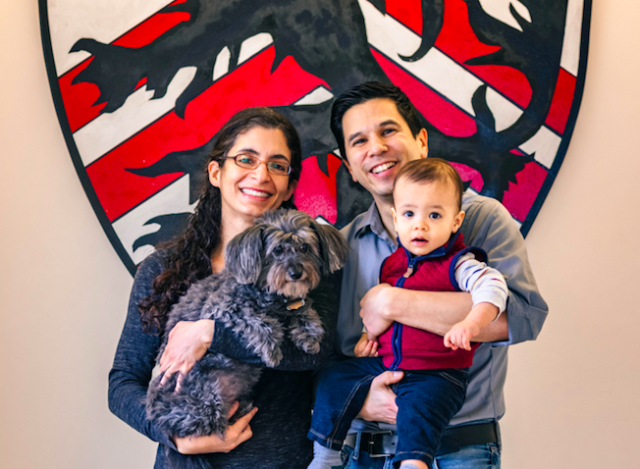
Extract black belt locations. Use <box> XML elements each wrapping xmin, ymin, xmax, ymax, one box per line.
<box><xmin>343</xmin><ymin>421</ymin><xmax>499</xmax><ymax>458</ymax></box>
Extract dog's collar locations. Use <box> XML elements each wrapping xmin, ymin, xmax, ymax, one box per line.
<box><xmin>285</xmin><ymin>298</ymin><xmax>306</xmax><ymax>310</ymax></box>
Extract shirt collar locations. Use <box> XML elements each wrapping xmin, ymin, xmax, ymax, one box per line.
<box><xmin>354</xmin><ymin>202</ymin><xmax>396</xmax><ymax>247</ymax></box>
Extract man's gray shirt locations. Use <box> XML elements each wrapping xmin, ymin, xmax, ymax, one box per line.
<box><xmin>336</xmin><ymin>191</ymin><xmax>548</xmax><ymax>431</ymax></box>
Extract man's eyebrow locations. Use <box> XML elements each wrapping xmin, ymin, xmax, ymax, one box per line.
<box><xmin>347</xmin><ymin>130</ymin><xmax>364</xmax><ymax>144</ymax></box>
<box><xmin>346</xmin><ymin>119</ymin><xmax>401</xmax><ymax>144</ymax></box>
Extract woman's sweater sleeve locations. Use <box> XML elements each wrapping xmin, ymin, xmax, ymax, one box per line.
<box><xmin>209</xmin><ymin>270</ymin><xmax>342</xmax><ymax>371</ymax></box>
<box><xmin>107</xmin><ymin>253</ymin><xmax>177</xmax><ymax>450</ymax></box>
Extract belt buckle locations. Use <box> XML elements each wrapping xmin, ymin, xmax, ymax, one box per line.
<box><xmin>367</xmin><ymin>432</ymin><xmax>394</xmax><ymax>458</ymax></box>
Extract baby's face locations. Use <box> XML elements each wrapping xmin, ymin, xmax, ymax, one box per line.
<box><xmin>392</xmin><ymin>178</ymin><xmax>464</xmax><ymax>257</ymax></box>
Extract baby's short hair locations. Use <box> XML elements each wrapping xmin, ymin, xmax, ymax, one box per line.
<box><xmin>394</xmin><ymin>158</ymin><xmax>464</xmax><ymax>210</ymax></box>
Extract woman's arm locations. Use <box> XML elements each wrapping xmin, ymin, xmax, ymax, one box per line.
<box><xmin>211</xmin><ymin>271</ymin><xmax>343</xmax><ymax>371</ymax></box>
<box><xmin>108</xmin><ymin>253</ymin><xmax>175</xmax><ymax>447</ymax></box>
<box><xmin>108</xmin><ymin>253</ymin><xmax>255</xmax><ymax>453</ymax></box>
<box><xmin>159</xmin><ymin>271</ymin><xmax>342</xmax><ymax>376</ymax></box>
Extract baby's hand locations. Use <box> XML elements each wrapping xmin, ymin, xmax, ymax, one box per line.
<box><xmin>354</xmin><ymin>333</ymin><xmax>379</xmax><ymax>357</ymax></box>
<box><xmin>444</xmin><ymin>319</ymin><xmax>481</xmax><ymax>351</ymax></box>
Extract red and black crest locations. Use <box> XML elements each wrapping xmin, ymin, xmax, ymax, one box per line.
<box><xmin>40</xmin><ymin>0</ymin><xmax>591</xmax><ymax>275</ymax></box>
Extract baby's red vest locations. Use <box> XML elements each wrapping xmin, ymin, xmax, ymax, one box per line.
<box><xmin>377</xmin><ymin>232</ymin><xmax>483</xmax><ymax>370</ymax></box>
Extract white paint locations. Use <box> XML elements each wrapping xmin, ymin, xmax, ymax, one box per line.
<box><xmin>359</xmin><ymin>1</ymin><xmax>481</xmax><ymax>115</ymax></box>
<box><xmin>477</xmin><ymin>0</ymin><xmax>532</xmax><ymax>32</ymax></box>
<box><xmin>112</xmin><ymin>175</ymin><xmax>196</xmax><ymax>264</ymax></box>
<box><xmin>519</xmin><ymin>125</ymin><xmax>562</xmax><ymax>168</ymax></box>
<box><xmin>48</xmin><ymin>0</ymin><xmax>174</xmax><ymax>75</ymax></box>
<box><xmin>560</xmin><ymin>0</ymin><xmax>585</xmax><ymax>76</ymax></box>
<box><xmin>294</xmin><ymin>86</ymin><xmax>334</xmax><ymax>106</ymax></box>
<box><xmin>212</xmin><ymin>46</ymin><xmax>231</xmax><ymax>81</ymax></box>
<box><xmin>357</xmin><ymin>0</ymin><xmax>422</xmax><ymax>56</ymax></box>
<box><xmin>360</xmin><ymin>0</ymin><xmax>560</xmax><ymax>168</ymax></box>
<box><xmin>74</xmin><ymin>66</ymin><xmax>197</xmax><ymax>167</ymax></box>
<box><xmin>237</xmin><ymin>32</ymin><xmax>274</xmax><ymax>65</ymax></box>
<box><xmin>486</xmin><ymin>87</ymin><xmax>522</xmax><ymax>132</ymax></box>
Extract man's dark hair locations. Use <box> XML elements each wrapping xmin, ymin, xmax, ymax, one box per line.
<box><xmin>330</xmin><ymin>82</ymin><xmax>423</xmax><ymax>160</ymax></box>
<box><xmin>394</xmin><ymin>158</ymin><xmax>464</xmax><ymax>210</ymax></box>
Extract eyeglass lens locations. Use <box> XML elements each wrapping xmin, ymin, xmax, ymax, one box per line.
<box><xmin>231</xmin><ymin>154</ymin><xmax>291</xmax><ymax>175</ymax></box>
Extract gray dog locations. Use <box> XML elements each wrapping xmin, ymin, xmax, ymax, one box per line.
<box><xmin>146</xmin><ymin>209</ymin><xmax>347</xmax><ymax>466</ymax></box>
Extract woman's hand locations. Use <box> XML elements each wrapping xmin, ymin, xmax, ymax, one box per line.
<box><xmin>174</xmin><ymin>403</ymin><xmax>258</xmax><ymax>454</ymax></box>
<box><xmin>160</xmin><ymin>319</ymin><xmax>215</xmax><ymax>390</ymax></box>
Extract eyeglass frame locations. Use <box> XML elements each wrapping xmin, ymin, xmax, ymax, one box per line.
<box><xmin>222</xmin><ymin>153</ymin><xmax>293</xmax><ymax>176</ymax></box>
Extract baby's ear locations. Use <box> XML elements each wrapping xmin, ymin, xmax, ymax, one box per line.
<box><xmin>312</xmin><ymin>221</ymin><xmax>349</xmax><ymax>274</ymax></box>
<box><xmin>453</xmin><ymin>210</ymin><xmax>465</xmax><ymax>233</ymax></box>
<box><xmin>225</xmin><ymin>225</ymin><xmax>263</xmax><ymax>284</ymax></box>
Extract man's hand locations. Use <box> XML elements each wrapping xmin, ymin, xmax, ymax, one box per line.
<box><xmin>360</xmin><ymin>283</ymin><xmax>395</xmax><ymax>337</ymax></box>
<box><xmin>174</xmin><ymin>403</ymin><xmax>257</xmax><ymax>454</ymax></box>
<box><xmin>357</xmin><ymin>371</ymin><xmax>403</xmax><ymax>424</ymax></box>
<box><xmin>160</xmin><ymin>319</ymin><xmax>215</xmax><ymax>390</ymax></box>
<box><xmin>354</xmin><ymin>333</ymin><xmax>379</xmax><ymax>357</ymax></box>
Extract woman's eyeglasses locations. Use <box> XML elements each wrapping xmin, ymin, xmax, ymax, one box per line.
<box><xmin>223</xmin><ymin>154</ymin><xmax>292</xmax><ymax>176</ymax></box>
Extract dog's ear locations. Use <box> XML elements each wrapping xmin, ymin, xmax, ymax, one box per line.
<box><xmin>312</xmin><ymin>221</ymin><xmax>349</xmax><ymax>275</ymax></box>
<box><xmin>225</xmin><ymin>225</ymin><xmax>263</xmax><ymax>284</ymax></box>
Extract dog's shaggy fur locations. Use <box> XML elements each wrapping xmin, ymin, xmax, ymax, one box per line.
<box><xmin>146</xmin><ymin>209</ymin><xmax>347</xmax><ymax>466</ymax></box>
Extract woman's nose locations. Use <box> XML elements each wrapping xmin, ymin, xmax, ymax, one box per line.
<box><xmin>250</xmin><ymin>161</ymin><xmax>272</xmax><ymax>181</ymax></box>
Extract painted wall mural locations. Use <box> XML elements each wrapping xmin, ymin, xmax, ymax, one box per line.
<box><xmin>40</xmin><ymin>0</ymin><xmax>591</xmax><ymax>275</ymax></box>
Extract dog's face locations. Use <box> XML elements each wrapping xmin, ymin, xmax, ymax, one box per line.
<box><xmin>225</xmin><ymin>210</ymin><xmax>348</xmax><ymax>299</ymax></box>
<box><xmin>260</xmin><ymin>221</ymin><xmax>324</xmax><ymax>299</ymax></box>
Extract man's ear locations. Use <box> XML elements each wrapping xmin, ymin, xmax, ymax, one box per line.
<box><xmin>417</xmin><ymin>128</ymin><xmax>429</xmax><ymax>159</ymax></box>
<box><xmin>208</xmin><ymin>160</ymin><xmax>221</xmax><ymax>188</ymax></box>
<box><xmin>341</xmin><ymin>155</ymin><xmax>358</xmax><ymax>183</ymax></box>
<box><xmin>453</xmin><ymin>210</ymin><xmax>465</xmax><ymax>233</ymax></box>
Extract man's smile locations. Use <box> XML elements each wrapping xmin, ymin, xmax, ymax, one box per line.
<box><xmin>370</xmin><ymin>161</ymin><xmax>397</xmax><ymax>174</ymax></box>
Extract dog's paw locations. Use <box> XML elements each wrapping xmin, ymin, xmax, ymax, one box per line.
<box><xmin>299</xmin><ymin>334</ymin><xmax>322</xmax><ymax>354</ymax></box>
<box><xmin>289</xmin><ymin>323</ymin><xmax>324</xmax><ymax>354</ymax></box>
<box><xmin>263</xmin><ymin>346</ymin><xmax>283</xmax><ymax>368</ymax></box>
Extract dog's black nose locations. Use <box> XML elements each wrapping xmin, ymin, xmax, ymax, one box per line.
<box><xmin>288</xmin><ymin>266</ymin><xmax>303</xmax><ymax>280</ymax></box>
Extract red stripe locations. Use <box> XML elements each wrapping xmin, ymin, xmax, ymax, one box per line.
<box><xmin>372</xmin><ymin>49</ymin><xmax>477</xmax><ymax>137</ymax></box>
<box><xmin>435</xmin><ymin>0</ymin><xmax>532</xmax><ymax>108</ymax></box>
<box><xmin>545</xmin><ymin>68</ymin><xmax>576</xmax><ymax>134</ymax></box>
<box><xmin>501</xmin><ymin>161</ymin><xmax>547</xmax><ymax>222</ymax></box>
<box><xmin>58</xmin><ymin>9</ymin><xmax>191</xmax><ymax>133</ymax></box>
<box><xmin>450</xmin><ymin>163</ymin><xmax>484</xmax><ymax>193</ymax></box>
<box><xmin>385</xmin><ymin>0</ymin><xmax>423</xmax><ymax>35</ymax></box>
<box><xmin>294</xmin><ymin>153</ymin><xmax>342</xmax><ymax>224</ymax></box>
<box><xmin>86</xmin><ymin>46</ymin><xmax>325</xmax><ymax>222</ymax></box>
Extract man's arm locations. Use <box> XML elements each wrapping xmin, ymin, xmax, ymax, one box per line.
<box><xmin>360</xmin><ymin>284</ymin><xmax>508</xmax><ymax>342</ymax></box>
<box><xmin>361</xmin><ymin>195</ymin><xmax>547</xmax><ymax>345</ymax></box>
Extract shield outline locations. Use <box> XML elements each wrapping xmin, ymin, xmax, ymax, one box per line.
<box><xmin>38</xmin><ymin>0</ymin><xmax>593</xmax><ymax>276</ymax></box>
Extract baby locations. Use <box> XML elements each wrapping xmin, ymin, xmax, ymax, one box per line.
<box><xmin>308</xmin><ymin>158</ymin><xmax>508</xmax><ymax>469</ymax></box>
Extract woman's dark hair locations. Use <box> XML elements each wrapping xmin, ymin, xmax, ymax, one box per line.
<box><xmin>138</xmin><ymin>107</ymin><xmax>302</xmax><ymax>334</ymax></box>
<box><xmin>330</xmin><ymin>81</ymin><xmax>423</xmax><ymax>161</ymax></box>
<box><xmin>393</xmin><ymin>158</ymin><xmax>464</xmax><ymax>210</ymax></box>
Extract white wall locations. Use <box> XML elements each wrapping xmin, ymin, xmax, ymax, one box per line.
<box><xmin>1</xmin><ymin>2</ymin><xmax>638</xmax><ymax>468</ymax></box>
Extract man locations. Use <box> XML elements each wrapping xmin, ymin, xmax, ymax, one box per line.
<box><xmin>311</xmin><ymin>82</ymin><xmax>548</xmax><ymax>469</ymax></box>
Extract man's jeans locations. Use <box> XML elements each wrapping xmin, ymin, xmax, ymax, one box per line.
<box><xmin>309</xmin><ymin>357</ymin><xmax>468</xmax><ymax>467</ymax></box>
<box><xmin>340</xmin><ymin>442</ymin><xmax>501</xmax><ymax>469</ymax></box>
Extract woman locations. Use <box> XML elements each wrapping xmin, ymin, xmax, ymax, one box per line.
<box><xmin>108</xmin><ymin>108</ymin><xmax>340</xmax><ymax>468</ymax></box>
